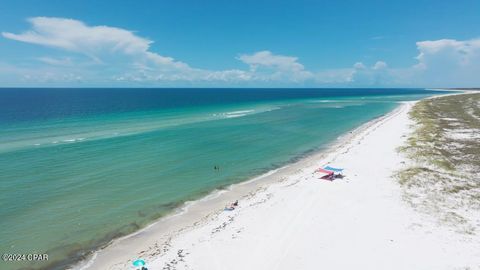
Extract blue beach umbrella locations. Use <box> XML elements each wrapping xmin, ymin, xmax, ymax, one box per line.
<box><xmin>324</xmin><ymin>166</ymin><xmax>344</xmax><ymax>173</ymax></box>
<box><xmin>133</xmin><ymin>259</ymin><xmax>146</xmax><ymax>267</ymax></box>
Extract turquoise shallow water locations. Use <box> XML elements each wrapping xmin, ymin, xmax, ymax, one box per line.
<box><xmin>0</xmin><ymin>88</ymin><xmax>446</xmax><ymax>269</ymax></box>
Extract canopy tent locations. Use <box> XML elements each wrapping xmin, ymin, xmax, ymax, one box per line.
<box><xmin>324</xmin><ymin>166</ymin><xmax>344</xmax><ymax>173</ymax></box>
<box><xmin>315</xmin><ymin>168</ymin><xmax>334</xmax><ymax>178</ymax></box>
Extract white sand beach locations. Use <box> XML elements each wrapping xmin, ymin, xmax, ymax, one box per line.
<box><xmin>79</xmin><ymin>99</ymin><xmax>480</xmax><ymax>270</ymax></box>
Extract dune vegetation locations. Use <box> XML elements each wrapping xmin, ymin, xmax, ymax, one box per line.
<box><xmin>397</xmin><ymin>92</ymin><xmax>480</xmax><ymax>234</ymax></box>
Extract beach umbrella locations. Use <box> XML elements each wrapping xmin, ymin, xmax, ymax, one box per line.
<box><xmin>133</xmin><ymin>259</ymin><xmax>145</xmax><ymax>267</ymax></box>
<box><xmin>324</xmin><ymin>166</ymin><xmax>344</xmax><ymax>173</ymax></box>
<box><xmin>315</xmin><ymin>168</ymin><xmax>334</xmax><ymax>175</ymax></box>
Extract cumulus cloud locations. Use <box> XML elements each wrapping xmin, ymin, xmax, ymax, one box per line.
<box><xmin>2</xmin><ymin>18</ymin><xmax>300</xmax><ymax>84</ymax></box>
<box><xmin>372</xmin><ymin>61</ymin><xmax>387</xmax><ymax>70</ymax></box>
<box><xmin>416</xmin><ymin>39</ymin><xmax>480</xmax><ymax>60</ymax></box>
<box><xmin>0</xmin><ymin>61</ymin><xmax>84</xmax><ymax>86</ymax></box>
<box><xmin>3</xmin><ymin>17</ymin><xmax>150</xmax><ymax>54</ymax></box>
<box><xmin>412</xmin><ymin>38</ymin><xmax>480</xmax><ymax>86</ymax></box>
<box><xmin>349</xmin><ymin>61</ymin><xmax>393</xmax><ymax>86</ymax></box>
<box><xmin>312</xmin><ymin>69</ymin><xmax>354</xmax><ymax>84</ymax></box>
<box><xmin>0</xmin><ymin>17</ymin><xmax>401</xmax><ymax>86</ymax></box>
<box><xmin>2</xmin><ymin>17</ymin><xmax>190</xmax><ymax>71</ymax></box>
<box><xmin>353</xmin><ymin>62</ymin><xmax>366</xmax><ymax>69</ymax></box>
<box><xmin>238</xmin><ymin>51</ymin><xmax>305</xmax><ymax>72</ymax></box>
<box><xmin>346</xmin><ymin>38</ymin><xmax>480</xmax><ymax>87</ymax></box>
<box><xmin>2</xmin><ymin>17</ymin><xmax>480</xmax><ymax>87</ymax></box>
<box><xmin>237</xmin><ymin>50</ymin><xmax>313</xmax><ymax>82</ymax></box>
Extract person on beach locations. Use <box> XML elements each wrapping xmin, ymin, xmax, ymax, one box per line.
<box><xmin>225</xmin><ymin>200</ymin><xmax>239</xmax><ymax>211</ymax></box>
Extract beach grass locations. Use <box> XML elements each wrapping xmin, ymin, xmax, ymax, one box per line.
<box><xmin>396</xmin><ymin>93</ymin><xmax>480</xmax><ymax>233</ymax></box>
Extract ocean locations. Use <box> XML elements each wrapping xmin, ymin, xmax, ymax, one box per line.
<box><xmin>0</xmin><ymin>88</ymin><xmax>446</xmax><ymax>269</ymax></box>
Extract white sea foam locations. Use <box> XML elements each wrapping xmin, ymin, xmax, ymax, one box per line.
<box><xmin>214</xmin><ymin>107</ymin><xmax>280</xmax><ymax>119</ymax></box>
<box><xmin>62</xmin><ymin>137</ymin><xmax>86</xmax><ymax>143</ymax></box>
<box><xmin>225</xmin><ymin>114</ymin><xmax>247</xmax><ymax>118</ymax></box>
<box><xmin>309</xmin><ymin>99</ymin><xmax>334</xmax><ymax>103</ymax></box>
<box><xmin>226</xmin><ymin>110</ymin><xmax>255</xmax><ymax>115</ymax></box>
<box><xmin>213</xmin><ymin>109</ymin><xmax>255</xmax><ymax>119</ymax></box>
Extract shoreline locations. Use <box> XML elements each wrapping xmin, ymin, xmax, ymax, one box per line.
<box><xmin>73</xmin><ymin>100</ymin><xmax>411</xmax><ymax>270</ymax></box>
<box><xmin>139</xmin><ymin>91</ymin><xmax>477</xmax><ymax>269</ymax></box>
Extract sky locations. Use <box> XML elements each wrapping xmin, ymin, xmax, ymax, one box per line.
<box><xmin>1</xmin><ymin>0</ymin><xmax>480</xmax><ymax>87</ymax></box>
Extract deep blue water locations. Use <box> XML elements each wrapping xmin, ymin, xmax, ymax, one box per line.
<box><xmin>0</xmin><ymin>88</ymin><xmax>435</xmax><ymax>123</ymax></box>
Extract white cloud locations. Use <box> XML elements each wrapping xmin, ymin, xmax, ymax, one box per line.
<box><xmin>3</xmin><ymin>17</ymin><xmax>149</xmax><ymax>53</ymax></box>
<box><xmin>346</xmin><ymin>38</ymin><xmax>480</xmax><ymax>87</ymax></box>
<box><xmin>0</xmin><ymin>61</ymin><xmax>84</xmax><ymax>86</ymax></box>
<box><xmin>237</xmin><ymin>50</ymin><xmax>313</xmax><ymax>82</ymax></box>
<box><xmin>349</xmin><ymin>61</ymin><xmax>394</xmax><ymax>86</ymax></box>
<box><xmin>3</xmin><ymin>17</ymin><xmax>480</xmax><ymax>87</ymax></box>
<box><xmin>2</xmin><ymin>17</ymin><xmax>190</xmax><ymax>70</ymax></box>
<box><xmin>412</xmin><ymin>38</ymin><xmax>480</xmax><ymax>86</ymax></box>
<box><xmin>372</xmin><ymin>61</ymin><xmax>387</xmax><ymax>70</ymax></box>
<box><xmin>37</xmin><ymin>56</ymin><xmax>73</xmax><ymax>66</ymax></box>
<box><xmin>238</xmin><ymin>50</ymin><xmax>304</xmax><ymax>72</ymax></box>
<box><xmin>2</xmin><ymin>18</ymin><xmax>298</xmax><ymax>84</ymax></box>
<box><xmin>313</xmin><ymin>68</ymin><xmax>355</xmax><ymax>84</ymax></box>
<box><xmin>353</xmin><ymin>62</ymin><xmax>366</xmax><ymax>69</ymax></box>
<box><xmin>415</xmin><ymin>39</ymin><xmax>480</xmax><ymax>69</ymax></box>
